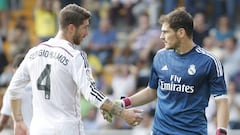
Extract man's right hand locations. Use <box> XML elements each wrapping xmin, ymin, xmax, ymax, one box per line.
<box><xmin>120</xmin><ymin>108</ymin><xmax>143</xmax><ymax>126</ymax></box>
<box><xmin>102</xmin><ymin>99</ymin><xmax>143</xmax><ymax>126</ymax></box>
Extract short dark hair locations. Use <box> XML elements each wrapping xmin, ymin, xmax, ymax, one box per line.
<box><xmin>59</xmin><ymin>4</ymin><xmax>91</xmax><ymax>30</ymax></box>
<box><xmin>159</xmin><ymin>7</ymin><xmax>193</xmax><ymax>38</ymax></box>
<box><xmin>12</xmin><ymin>54</ymin><xmax>25</xmax><ymax>68</ymax></box>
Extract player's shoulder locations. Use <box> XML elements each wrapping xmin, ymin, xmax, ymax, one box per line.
<box><xmin>156</xmin><ymin>48</ymin><xmax>168</xmax><ymax>55</ymax></box>
<box><xmin>194</xmin><ymin>45</ymin><xmax>224</xmax><ymax>76</ymax></box>
<box><xmin>155</xmin><ymin>48</ymin><xmax>174</xmax><ymax>58</ymax></box>
<box><xmin>194</xmin><ymin>45</ymin><xmax>220</xmax><ymax>62</ymax></box>
<box><xmin>25</xmin><ymin>46</ymin><xmax>38</xmax><ymax>57</ymax></box>
<box><xmin>152</xmin><ymin>48</ymin><xmax>174</xmax><ymax>64</ymax></box>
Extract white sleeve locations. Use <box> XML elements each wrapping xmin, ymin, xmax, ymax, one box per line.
<box><xmin>72</xmin><ymin>52</ymin><xmax>108</xmax><ymax>108</ymax></box>
<box><xmin>0</xmin><ymin>90</ymin><xmax>11</xmax><ymax>116</ymax></box>
<box><xmin>8</xmin><ymin>54</ymin><xmax>30</xmax><ymax>100</ymax></box>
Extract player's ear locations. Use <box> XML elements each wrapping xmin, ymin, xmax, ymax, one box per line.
<box><xmin>67</xmin><ymin>24</ymin><xmax>76</xmax><ymax>34</ymax></box>
<box><xmin>176</xmin><ymin>28</ymin><xmax>185</xmax><ymax>38</ymax></box>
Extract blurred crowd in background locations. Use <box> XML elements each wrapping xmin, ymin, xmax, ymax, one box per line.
<box><xmin>0</xmin><ymin>0</ymin><xmax>240</xmax><ymax>134</ymax></box>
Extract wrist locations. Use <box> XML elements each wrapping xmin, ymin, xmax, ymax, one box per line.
<box><xmin>111</xmin><ymin>101</ymin><xmax>123</xmax><ymax>116</ymax></box>
<box><xmin>15</xmin><ymin>118</ymin><xmax>24</xmax><ymax>123</ymax></box>
<box><xmin>13</xmin><ymin>114</ymin><xmax>24</xmax><ymax>123</ymax></box>
<box><xmin>122</xmin><ymin>97</ymin><xmax>132</xmax><ymax>109</ymax></box>
<box><xmin>216</xmin><ymin>127</ymin><xmax>227</xmax><ymax>135</ymax></box>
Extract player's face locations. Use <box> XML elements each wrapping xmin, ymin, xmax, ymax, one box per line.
<box><xmin>160</xmin><ymin>23</ymin><xmax>180</xmax><ymax>50</ymax></box>
<box><xmin>73</xmin><ymin>19</ymin><xmax>90</xmax><ymax>45</ymax></box>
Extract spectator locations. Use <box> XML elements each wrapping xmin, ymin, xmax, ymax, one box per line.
<box><xmin>8</xmin><ymin>15</ymin><xmax>31</xmax><ymax>59</ymax></box>
<box><xmin>211</xmin><ymin>0</ymin><xmax>238</xmax><ymax>27</ymax></box>
<box><xmin>184</xmin><ymin>0</ymin><xmax>207</xmax><ymax>15</ymax></box>
<box><xmin>222</xmin><ymin>37</ymin><xmax>240</xmax><ymax>83</ymax></box>
<box><xmin>132</xmin><ymin>0</ymin><xmax>162</xmax><ymax>26</ymax></box>
<box><xmin>0</xmin><ymin>65</ymin><xmax>13</xmax><ymax>87</ymax></box>
<box><xmin>135</xmin><ymin>58</ymin><xmax>150</xmax><ymax>90</ymax></box>
<box><xmin>34</xmin><ymin>0</ymin><xmax>59</xmax><ymax>42</ymax></box>
<box><xmin>128</xmin><ymin>12</ymin><xmax>160</xmax><ymax>61</ymax></box>
<box><xmin>82</xmin><ymin>0</ymin><xmax>101</xmax><ymax>29</ymax></box>
<box><xmin>109</xmin><ymin>0</ymin><xmax>137</xmax><ymax>27</ymax></box>
<box><xmin>229</xmin><ymin>69</ymin><xmax>240</xmax><ymax>93</ymax></box>
<box><xmin>88</xmin><ymin>54</ymin><xmax>105</xmax><ymax>90</ymax></box>
<box><xmin>113</xmin><ymin>44</ymin><xmax>138</xmax><ymax>65</ymax></box>
<box><xmin>88</xmin><ymin>18</ymin><xmax>117</xmax><ymax>65</ymax></box>
<box><xmin>8</xmin><ymin>0</ymin><xmax>23</xmax><ymax>10</ymax></box>
<box><xmin>222</xmin><ymin>37</ymin><xmax>238</xmax><ymax>62</ymax></box>
<box><xmin>209</xmin><ymin>15</ymin><xmax>236</xmax><ymax>47</ymax></box>
<box><xmin>111</xmin><ymin>63</ymin><xmax>137</xmax><ymax>99</ymax></box>
<box><xmin>210</xmin><ymin>0</ymin><xmax>225</xmax><ymax>27</ymax></box>
<box><xmin>83</xmin><ymin>107</ymin><xmax>99</xmax><ymax>131</ymax></box>
<box><xmin>162</xmin><ymin>0</ymin><xmax>177</xmax><ymax>14</ymax></box>
<box><xmin>193</xmin><ymin>12</ymin><xmax>209</xmax><ymax>47</ymax></box>
<box><xmin>0</xmin><ymin>0</ymin><xmax>8</xmax><ymax>38</ymax></box>
<box><xmin>202</xmin><ymin>36</ymin><xmax>224</xmax><ymax>62</ymax></box>
<box><xmin>228</xmin><ymin>81</ymin><xmax>240</xmax><ymax>129</ymax></box>
<box><xmin>225</xmin><ymin>0</ymin><xmax>238</xmax><ymax>26</ymax></box>
<box><xmin>0</xmin><ymin>37</ymin><xmax>8</xmax><ymax>76</ymax></box>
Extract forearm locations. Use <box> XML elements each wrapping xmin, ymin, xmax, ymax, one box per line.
<box><xmin>215</xmin><ymin>97</ymin><xmax>229</xmax><ymax>128</ymax></box>
<box><xmin>11</xmin><ymin>99</ymin><xmax>23</xmax><ymax>122</ymax></box>
<box><xmin>129</xmin><ymin>87</ymin><xmax>157</xmax><ymax>107</ymax></box>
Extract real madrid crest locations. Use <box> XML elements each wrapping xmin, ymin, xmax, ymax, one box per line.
<box><xmin>188</xmin><ymin>64</ymin><xmax>196</xmax><ymax>75</ymax></box>
<box><xmin>85</xmin><ymin>68</ymin><xmax>94</xmax><ymax>82</ymax></box>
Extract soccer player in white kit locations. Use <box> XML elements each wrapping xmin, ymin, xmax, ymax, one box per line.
<box><xmin>7</xmin><ymin>4</ymin><xmax>143</xmax><ymax>135</ymax></box>
<box><xmin>0</xmin><ymin>54</ymin><xmax>32</xmax><ymax>131</ymax></box>
<box><xmin>0</xmin><ymin>84</ymin><xmax>32</xmax><ymax>129</ymax></box>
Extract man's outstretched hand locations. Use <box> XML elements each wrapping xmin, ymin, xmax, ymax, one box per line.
<box><xmin>120</xmin><ymin>108</ymin><xmax>144</xmax><ymax>126</ymax></box>
<box><xmin>102</xmin><ymin>108</ymin><xmax>143</xmax><ymax>126</ymax></box>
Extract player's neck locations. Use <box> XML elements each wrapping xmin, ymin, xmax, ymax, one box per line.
<box><xmin>175</xmin><ymin>39</ymin><xmax>194</xmax><ymax>55</ymax></box>
<box><xmin>55</xmin><ymin>31</ymin><xmax>74</xmax><ymax>45</ymax></box>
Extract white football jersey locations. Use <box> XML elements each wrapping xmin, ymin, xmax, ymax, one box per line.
<box><xmin>8</xmin><ymin>38</ymin><xmax>108</xmax><ymax>135</ymax></box>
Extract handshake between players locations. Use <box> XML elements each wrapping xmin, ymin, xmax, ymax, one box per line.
<box><xmin>100</xmin><ymin>98</ymin><xmax>143</xmax><ymax>127</ymax></box>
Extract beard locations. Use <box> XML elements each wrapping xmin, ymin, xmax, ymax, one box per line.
<box><xmin>165</xmin><ymin>36</ymin><xmax>181</xmax><ymax>50</ymax></box>
<box><xmin>72</xmin><ymin>31</ymin><xmax>82</xmax><ymax>45</ymax></box>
